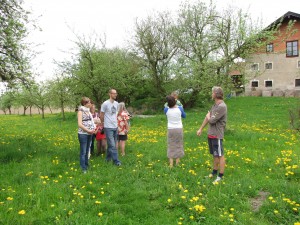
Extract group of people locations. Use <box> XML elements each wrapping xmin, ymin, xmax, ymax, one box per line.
<box><xmin>77</xmin><ymin>86</ymin><xmax>227</xmax><ymax>184</ymax></box>
<box><xmin>164</xmin><ymin>87</ymin><xmax>227</xmax><ymax>184</ymax></box>
<box><xmin>77</xmin><ymin>89</ymin><xmax>130</xmax><ymax>173</ymax></box>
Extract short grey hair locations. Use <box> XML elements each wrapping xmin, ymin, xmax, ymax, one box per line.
<box><xmin>212</xmin><ymin>86</ymin><xmax>223</xmax><ymax>99</ymax></box>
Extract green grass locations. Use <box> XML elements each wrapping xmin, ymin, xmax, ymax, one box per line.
<box><xmin>0</xmin><ymin>97</ymin><xmax>299</xmax><ymax>225</ymax></box>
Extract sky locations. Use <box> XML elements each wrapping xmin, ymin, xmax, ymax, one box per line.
<box><xmin>23</xmin><ymin>0</ymin><xmax>300</xmax><ymax>81</ymax></box>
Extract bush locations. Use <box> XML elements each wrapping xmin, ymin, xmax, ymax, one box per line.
<box><xmin>289</xmin><ymin>105</ymin><xmax>300</xmax><ymax>131</ymax></box>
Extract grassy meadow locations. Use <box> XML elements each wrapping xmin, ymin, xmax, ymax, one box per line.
<box><xmin>0</xmin><ymin>97</ymin><xmax>299</xmax><ymax>225</ymax></box>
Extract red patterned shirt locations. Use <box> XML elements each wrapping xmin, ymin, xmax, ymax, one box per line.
<box><xmin>117</xmin><ymin>111</ymin><xmax>130</xmax><ymax>135</ymax></box>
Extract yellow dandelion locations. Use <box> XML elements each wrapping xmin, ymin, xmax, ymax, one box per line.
<box><xmin>167</xmin><ymin>199</ymin><xmax>172</xmax><ymax>203</ymax></box>
<box><xmin>18</xmin><ymin>210</ymin><xmax>26</xmax><ymax>215</ymax></box>
<box><xmin>274</xmin><ymin>210</ymin><xmax>279</xmax><ymax>214</ymax></box>
<box><xmin>98</xmin><ymin>212</ymin><xmax>103</xmax><ymax>217</ymax></box>
<box><xmin>7</xmin><ymin>197</ymin><xmax>13</xmax><ymax>201</ymax></box>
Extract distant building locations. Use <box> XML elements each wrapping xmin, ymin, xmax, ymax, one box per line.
<box><xmin>245</xmin><ymin>11</ymin><xmax>300</xmax><ymax>97</ymax></box>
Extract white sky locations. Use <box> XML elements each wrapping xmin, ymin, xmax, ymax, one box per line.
<box><xmin>23</xmin><ymin>0</ymin><xmax>300</xmax><ymax>81</ymax></box>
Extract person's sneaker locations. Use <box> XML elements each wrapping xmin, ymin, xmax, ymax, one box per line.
<box><xmin>116</xmin><ymin>162</ymin><xmax>121</xmax><ymax>166</ymax></box>
<box><xmin>83</xmin><ymin>170</ymin><xmax>87</xmax><ymax>174</ymax></box>
<box><xmin>212</xmin><ymin>176</ymin><xmax>222</xmax><ymax>184</ymax></box>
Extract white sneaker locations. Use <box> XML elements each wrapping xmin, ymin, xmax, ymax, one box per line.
<box><xmin>213</xmin><ymin>176</ymin><xmax>222</xmax><ymax>184</ymax></box>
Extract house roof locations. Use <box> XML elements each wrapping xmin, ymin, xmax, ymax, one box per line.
<box><xmin>229</xmin><ymin>70</ymin><xmax>242</xmax><ymax>76</ymax></box>
<box><xmin>266</xmin><ymin>11</ymin><xmax>300</xmax><ymax>29</ymax></box>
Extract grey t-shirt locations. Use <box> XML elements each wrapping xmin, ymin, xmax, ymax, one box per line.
<box><xmin>208</xmin><ymin>101</ymin><xmax>227</xmax><ymax>139</ymax></box>
<box><xmin>100</xmin><ymin>100</ymin><xmax>119</xmax><ymax>128</ymax></box>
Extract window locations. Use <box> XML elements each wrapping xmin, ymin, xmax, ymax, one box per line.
<box><xmin>296</xmin><ymin>79</ymin><xmax>300</xmax><ymax>87</ymax></box>
<box><xmin>251</xmin><ymin>81</ymin><xmax>258</xmax><ymax>87</ymax></box>
<box><xmin>265</xmin><ymin>80</ymin><xmax>273</xmax><ymax>87</ymax></box>
<box><xmin>265</xmin><ymin>62</ymin><xmax>273</xmax><ymax>70</ymax></box>
<box><xmin>298</xmin><ymin>60</ymin><xmax>300</xmax><ymax>68</ymax></box>
<box><xmin>251</xmin><ymin>63</ymin><xmax>259</xmax><ymax>71</ymax></box>
<box><xmin>286</xmin><ymin>40</ymin><xmax>298</xmax><ymax>57</ymax></box>
<box><xmin>231</xmin><ymin>75</ymin><xmax>243</xmax><ymax>88</ymax></box>
<box><xmin>266</xmin><ymin>43</ymin><xmax>273</xmax><ymax>52</ymax></box>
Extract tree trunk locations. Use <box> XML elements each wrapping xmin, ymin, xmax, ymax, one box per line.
<box><xmin>42</xmin><ymin>108</ymin><xmax>45</xmax><ymax>119</ymax></box>
<box><xmin>23</xmin><ymin>106</ymin><xmax>27</xmax><ymax>115</ymax></box>
<box><xmin>61</xmin><ymin>101</ymin><xmax>65</xmax><ymax>121</ymax></box>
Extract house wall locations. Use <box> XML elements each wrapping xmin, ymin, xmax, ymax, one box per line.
<box><xmin>245</xmin><ymin>18</ymin><xmax>300</xmax><ymax>96</ymax></box>
<box><xmin>273</xmin><ymin>20</ymin><xmax>300</xmax><ymax>53</ymax></box>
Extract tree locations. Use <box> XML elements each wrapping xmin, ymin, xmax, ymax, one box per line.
<box><xmin>0</xmin><ymin>91</ymin><xmax>15</xmax><ymax>114</ymax></box>
<box><xmin>46</xmin><ymin>75</ymin><xmax>76</xmax><ymax>120</ymax></box>
<box><xmin>171</xmin><ymin>1</ymin><xmax>274</xmax><ymax>107</ymax></box>
<box><xmin>12</xmin><ymin>86</ymin><xmax>33</xmax><ymax>115</ymax></box>
<box><xmin>173</xmin><ymin>1</ymin><xmax>223</xmax><ymax>107</ymax></box>
<box><xmin>0</xmin><ymin>0</ymin><xmax>32</xmax><ymax>84</ymax></box>
<box><xmin>62</xmin><ymin>35</ymin><xmax>141</xmax><ymax>110</ymax></box>
<box><xmin>27</xmin><ymin>82</ymin><xmax>48</xmax><ymax>119</ymax></box>
<box><xmin>131</xmin><ymin>11</ymin><xmax>178</xmax><ymax>102</ymax></box>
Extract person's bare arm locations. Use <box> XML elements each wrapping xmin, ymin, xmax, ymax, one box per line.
<box><xmin>196</xmin><ymin>111</ymin><xmax>210</xmax><ymax>136</ymax></box>
<box><xmin>99</xmin><ymin>112</ymin><xmax>104</xmax><ymax>125</ymax></box>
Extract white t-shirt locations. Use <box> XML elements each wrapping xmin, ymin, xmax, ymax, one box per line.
<box><xmin>164</xmin><ymin>106</ymin><xmax>186</xmax><ymax>129</ymax></box>
<box><xmin>100</xmin><ymin>100</ymin><xmax>119</xmax><ymax>128</ymax></box>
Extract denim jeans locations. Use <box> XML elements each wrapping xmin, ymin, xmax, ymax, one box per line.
<box><xmin>90</xmin><ymin>134</ymin><xmax>96</xmax><ymax>155</ymax></box>
<box><xmin>78</xmin><ymin>133</ymin><xmax>92</xmax><ymax>171</ymax></box>
<box><xmin>104</xmin><ymin>128</ymin><xmax>121</xmax><ymax>165</ymax></box>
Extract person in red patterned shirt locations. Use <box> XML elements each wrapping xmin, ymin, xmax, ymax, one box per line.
<box><xmin>117</xmin><ymin>102</ymin><xmax>130</xmax><ymax>156</ymax></box>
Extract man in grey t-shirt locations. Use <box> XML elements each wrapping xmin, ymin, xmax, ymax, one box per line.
<box><xmin>100</xmin><ymin>89</ymin><xmax>121</xmax><ymax>166</ymax></box>
<box><xmin>197</xmin><ymin>86</ymin><xmax>227</xmax><ymax>184</ymax></box>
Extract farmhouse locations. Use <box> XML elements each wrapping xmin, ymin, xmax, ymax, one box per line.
<box><xmin>244</xmin><ymin>11</ymin><xmax>300</xmax><ymax>97</ymax></box>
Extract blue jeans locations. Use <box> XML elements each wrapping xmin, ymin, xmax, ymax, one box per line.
<box><xmin>104</xmin><ymin>128</ymin><xmax>121</xmax><ymax>165</ymax></box>
<box><xmin>90</xmin><ymin>134</ymin><xmax>96</xmax><ymax>155</ymax></box>
<box><xmin>78</xmin><ymin>133</ymin><xmax>92</xmax><ymax>171</ymax></box>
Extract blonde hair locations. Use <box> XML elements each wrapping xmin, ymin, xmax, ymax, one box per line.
<box><xmin>171</xmin><ymin>91</ymin><xmax>179</xmax><ymax>99</ymax></box>
<box><xmin>80</xmin><ymin>97</ymin><xmax>90</xmax><ymax>106</ymax></box>
<box><xmin>117</xmin><ymin>102</ymin><xmax>126</xmax><ymax>115</ymax></box>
